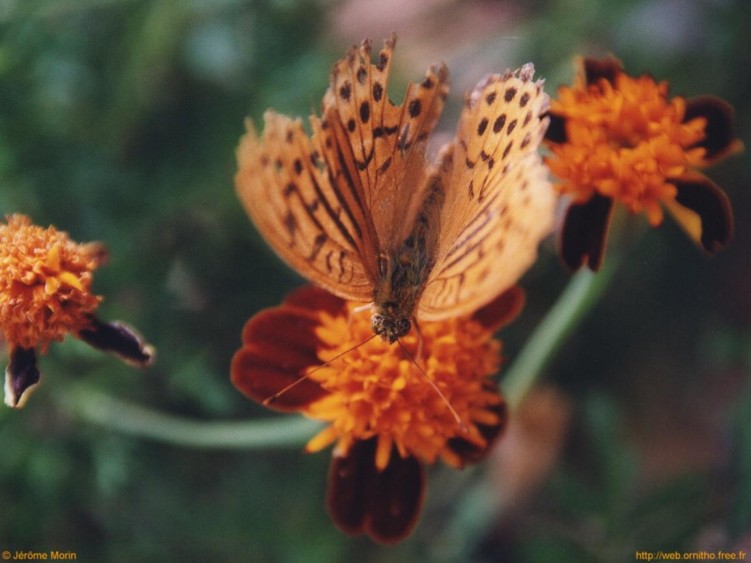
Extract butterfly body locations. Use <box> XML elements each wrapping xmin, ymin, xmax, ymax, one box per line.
<box><xmin>236</xmin><ymin>35</ymin><xmax>556</xmax><ymax>340</ymax></box>
<box><xmin>370</xmin><ymin>173</ymin><xmax>444</xmax><ymax>341</ymax></box>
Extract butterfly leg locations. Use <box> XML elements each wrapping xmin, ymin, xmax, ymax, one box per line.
<box><xmin>346</xmin><ymin>302</ymin><xmax>373</xmax><ymax>336</ymax></box>
<box><xmin>412</xmin><ymin>317</ymin><xmax>424</xmax><ymax>365</ymax></box>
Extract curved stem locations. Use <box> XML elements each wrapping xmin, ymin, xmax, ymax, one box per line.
<box><xmin>439</xmin><ymin>259</ymin><xmax>620</xmax><ymax>560</ymax></box>
<box><xmin>60</xmin><ymin>385</ymin><xmax>322</xmax><ymax>449</ymax></box>
<box><xmin>502</xmin><ymin>257</ymin><xmax>618</xmax><ymax>408</ymax></box>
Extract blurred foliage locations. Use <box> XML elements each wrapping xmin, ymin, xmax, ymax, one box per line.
<box><xmin>1</xmin><ymin>0</ymin><xmax>750</xmax><ymax>561</ymax></box>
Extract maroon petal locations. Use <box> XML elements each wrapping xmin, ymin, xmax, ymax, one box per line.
<box><xmin>472</xmin><ymin>285</ymin><xmax>525</xmax><ymax>333</ymax></box>
<box><xmin>671</xmin><ymin>174</ymin><xmax>733</xmax><ymax>253</ymax></box>
<box><xmin>5</xmin><ymin>346</ymin><xmax>41</xmax><ymax>408</ymax></box>
<box><xmin>545</xmin><ymin>56</ymin><xmax>623</xmax><ymax>146</ymax></box>
<box><xmin>77</xmin><ymin>316</ymin><xmax>155</xmax><ymax>367</ymax></box>
<box><xmin>581</xmin><ymin>56</ymin><xmax>623</xmax><ymax>87</ymax></box>
<box><xmin>685</xmin><ymin>96</ymin><xmax>742</xmax><ymax>164</ymax></box>
<box><xmin>231</xmin><ymin>301</ymin><xmax>333</xmax><ymax>411</ymax></box>
<box><xmin>447</xmin><ymin>383</ymin><xmax>508</xmax><ymax>466</ymax></box>
<box><xmin>543</xmin><ymin>112</ymin><xmax>567</xmax><ymax>144</ymax></box>
<box><xmin>559</xmin><ymin>194</ymin><xmax>614</xmax><ymax>271</ymax></box>
<box><xmin>326</xmin><ymin>438</ymin><xmax>425</xmax><ymax>544</ymax></box>
<box><xmin>282</xmin><ymin>285</ymin><xmax>348</xmax><ymax>317</ymax></box>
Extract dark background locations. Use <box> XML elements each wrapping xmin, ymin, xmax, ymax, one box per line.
<box><xmin>1</xmin><ymin>0</ymin><xmax>749</xmax><ymax>561</ymax></box>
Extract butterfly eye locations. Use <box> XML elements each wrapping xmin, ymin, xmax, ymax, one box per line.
<box><xmin>396</xmin><ymin>318</ymin><xmax>411</xmax><ymax>336</ymax></box>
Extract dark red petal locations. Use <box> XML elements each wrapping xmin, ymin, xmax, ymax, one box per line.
<box><xmin>581</xmin><ymin>56</ymin><xmax>623</xmax><ymax>87</ymax></box>
<box><xmin>447</xmin><ymin>383</ymin><xmax>508</xmax><ymax>466</ymax></box>
<box><xmin>472</xmin><ymin>285</ymin><xmax>526</xmax><ymax>332</ymax></box>
<box><xmin>673</xmin><ymin>175</ymin><xmax>733</xmax><ymax>253</ymax></box>
<box><xmin>231</xmin><ymin>305</ymin><xmax>329</xmax><ymax>411</ymax></box>
<box><xmin>559</xmin><ymin>194</ymin><xmax>614</xmax><ymax>271</ymax></box>
<box><xmin>283</xmin><ymin>285</ymin><xmax>348</xmax><ymax>317</ymax></box>
<box><xmin>77</xmin><ymin>316</ymin><xmax>155</xmax><ymax>367</ymax></box>
<box><xmin>326</xmin><ymin>438</ymin><xmax>425</xmax><ymax>544</ymax></box>
<box><xmin>543</xmin><ymin>112</ymin><xmax>567</xmax><ymax>144</ymax></box>
<box><xmin>685</xmin><ymin>96</ymin><xmax>742</xmax><ymax>163</ymax></box>
<box><xmin>5</xmin><ymin>346</ymin><xmax>41</xmax><ymax>408</ymax></box>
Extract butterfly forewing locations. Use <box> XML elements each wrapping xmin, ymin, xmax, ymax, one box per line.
<box><xmin>325</xmin><ymin>35</ymin><xmax>450</xmax><ymax>252</ymax></box>
<box><xmin>418</xmin><ymin>65</ymin><xmax>555</xmax><ymax>320</ymax></box>
<box><xmin>235</xmin><ymin>113</ymin><xmax>374</xmax><ymax>301</ymax></box>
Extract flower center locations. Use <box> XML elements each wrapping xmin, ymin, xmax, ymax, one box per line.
<box><xmin>302</xmin><ymin>303</ymin><xmax>504</xmax><ymax>470</ymax></box>
<box><xmin>0</xmin><ymin>215</ymin><xmax>104</xmax><ymax>350</ymax></box>
<box><xmin>546</xmin><ymin>73</ymin><xmax>708</xmax><ymax>226</ymax></box>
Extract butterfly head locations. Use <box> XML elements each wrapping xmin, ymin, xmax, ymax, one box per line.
<box><xmin>371</xmin><ymin>303</ymin><xmax>411</xmax><ymax>343</ymax></box>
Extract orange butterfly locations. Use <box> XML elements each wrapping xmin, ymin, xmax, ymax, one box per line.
<box><xmin>236</xmin><ymin>35</ymin><xmax>556</xmax><ymax>342</ymax></box>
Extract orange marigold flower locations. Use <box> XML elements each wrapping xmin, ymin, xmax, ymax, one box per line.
<box><xmin>1</xmin><ymin>214</ymin><xmax>155</xmax><ymax>408</ymax></box>
<box><xmin>1</xmin><ymin>214</ymin><xmax>104</xmax><ymax>350</ymax></box>
<box><xmin>544</xmin><ymin>56</ymin><xmax>743</xmax><ymax>270</ymax></box>
<box><xmin>231</xmin><ymin>285</ymin><xmax>523</xmax><ymax>543</ymax></box>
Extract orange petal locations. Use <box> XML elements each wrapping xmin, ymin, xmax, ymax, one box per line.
<box><xmin>326</xmin><ymin>438</ymin><xmax>424</xmax><ymax>544</ymax></box>
<box><xmin>58</xmin><ymin>271</ymin><xmax>83</xmax><ymax>291</ymax></box>
<box><xmin>667</xmin><ymin>173</ymin><xmax>733</xmax><ymax>253</ymax></box>
<box><xmin>305</xmin><ymin>425</ymin><xmax>340</xmax><ymax>453</ymax></box>
<box><xmin>45</xmin><ymin>244</ymin><xmax>62</xmax><ymax>272</ymax></box>
<box><xmin>559</xmin><ymin>194</ymin><xmax>614</xmax><ymax>271</ymax></box>
<box><xmin>684</xmin><ymin>96</ymin><xmax>743</xmax><ymax>164</ymax></box>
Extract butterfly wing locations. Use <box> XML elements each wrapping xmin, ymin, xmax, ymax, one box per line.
<box><xmin>418</xmin><ymin>64</ymin><xmax>556</xmax><ymax>320</ymax></box>
<box><xmin>324</xmin><ymin>34</ymin><xmax>450</xmax><ymax>253</ymax></box>
<box><xmin>235</xmin><ymin>112</ymin><xmax>376</xmax><ymax>301</ymax></box>
<box><xmin>236</xmin><ymin>35</ymin><xmax>450</xmax><ymax>302</ymax></box>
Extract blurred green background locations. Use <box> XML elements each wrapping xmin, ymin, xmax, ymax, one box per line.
<box><xmin>1</xmin><ymin>0</ymin><xmax>749</xmax><ymax>561</ymax></box>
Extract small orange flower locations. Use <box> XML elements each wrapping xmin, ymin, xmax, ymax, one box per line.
<box><xmin>545</xmin><ymin>57</ymin><xmax>743</xmax><ymax>270</ymax></box>
<box><xmin>231</xmin><ymin>285</ymin><xmax>523</xmax><ymax>543</ymax></box>
<box><xmin>0</xmin><ymin>214</ymin><xmax>154</xmax><ymax>408</ymax></box>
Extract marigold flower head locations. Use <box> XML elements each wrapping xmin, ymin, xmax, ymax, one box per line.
<box><xmin>231</xmin><ymin>285</ymin><xmax>523</xmax><ymax>543</ymax></box>
<box><xmin>1</xmin><ymin>214</ymin><xmax>154</xmax><ymax>408</ymax></box>
<box><xmin>545</xmin><ymin>56</ymin><xmax>742</xmax><ymax>270</ymax></box>
<box><xmin>0</xmin><ymin>214</ymin><xmax>104</xmax><ymax>350</ymax></box>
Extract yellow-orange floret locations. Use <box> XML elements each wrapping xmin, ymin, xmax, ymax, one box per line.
<box><xmin>546</xmin><ymin>72</ymin><xmax>708</xmax><ymax>226</ymax></box>
<box><xmin>302</xmin><ymin>303</ymin><xmax>504</xmax><ymax>471</ymax></box>
<box><xmin>0</xmin><ymin>214</ymin><xmax>105</xmax><ymax>350</ymax></box>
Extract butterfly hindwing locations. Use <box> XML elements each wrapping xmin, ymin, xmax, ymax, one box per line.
<box><xmin>418</xmin><ymin>65</ymin><xmax>556</xmax><ymax>320</ymax></box>
<box><xmin>235</xmin><ymin>113</ymin><xmax>374</xmax><ymax>301</ymax></box>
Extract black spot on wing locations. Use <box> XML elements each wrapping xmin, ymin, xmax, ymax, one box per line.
<box><xmin>493</xmin><ymin>114</ymin><xmax>506</xmax><ymax>134</ymax></box>
<box><xmin>408</xmin><ymin>99</ymin><xmax>422</xmax><ymax>118</ymax></box>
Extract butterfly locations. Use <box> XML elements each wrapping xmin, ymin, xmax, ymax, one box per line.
<box><xmin>236</xmin><ymin>34</ymin><xmax>556</xmax><ymax>342</ymax></box>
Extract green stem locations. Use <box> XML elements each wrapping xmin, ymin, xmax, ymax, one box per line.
<box><xmin>60</xmin><ymin>386</ymin><xmax>322</xmax><ymax>449</ymax></box>
<box><xmin>502</xmin><ymin>258</ymin><xmax>618</xmax><ymax>408</ymax></box>
<box><xmin>439</xmin><ymin>260</ymin><xmax>620</xmax><ymax>561</ymax></box>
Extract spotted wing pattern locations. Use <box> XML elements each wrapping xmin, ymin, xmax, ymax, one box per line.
<box><xmin>235</xmin><ymin>34</ymin><xmax>450</xmax><ymax>301</ymax></box>
<box><xmin>236</xmin><ymin>112</ymin><xmax>375</xmax><ymax>301</ymax></box>
<box><xmin>236</xmin><ymin>37</ymin><xmax>556</xmax><ymax>323</ymax></box>
<box><xmin>418</xmin><ymin>65</ymin><xmax>555</xmax><ymax>320</ymax></box>
<box><xmin>322</xmin><ymin>34</ymin><xmax>449</xmax><ymax>253</ymax></box>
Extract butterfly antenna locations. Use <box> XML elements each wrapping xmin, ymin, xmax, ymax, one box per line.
<box><xmin>396</xmin><ymin>338</ymin><xmax>468</xmax><ymax>434</ymax></box>
<box><xmin>263</xmin><ymin>334</ymin><xmax>378</xmax><ymax>406</ymax></box>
